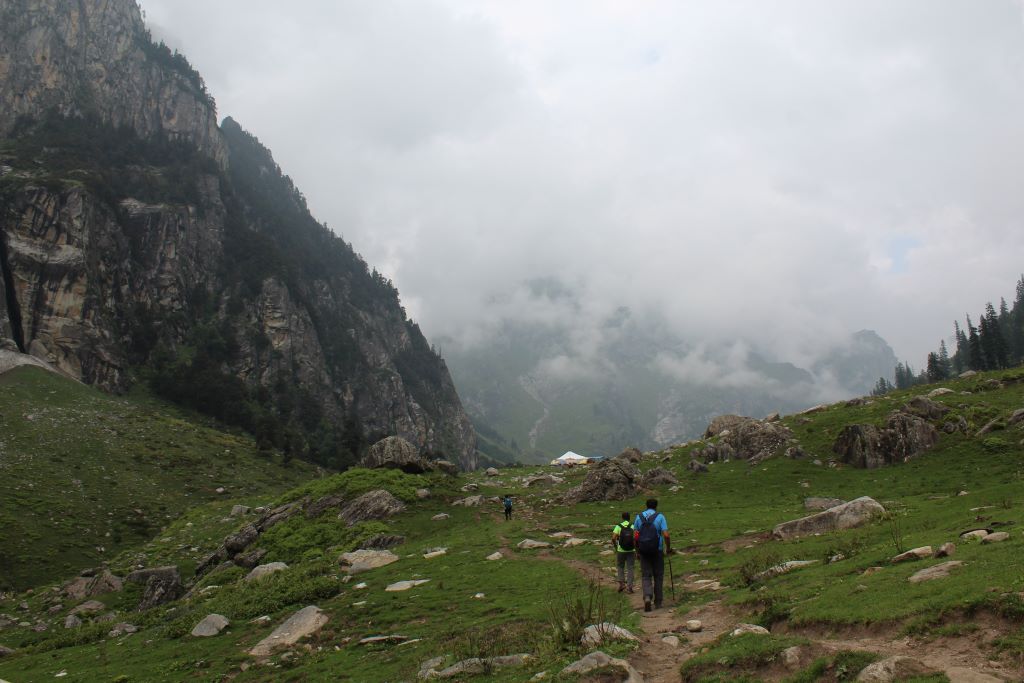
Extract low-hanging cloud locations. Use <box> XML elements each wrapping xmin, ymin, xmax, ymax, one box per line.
<box><xmin>140</xmin><ymin>0</ymin><xmax>1024</xmax><ymax>373</ymax></box>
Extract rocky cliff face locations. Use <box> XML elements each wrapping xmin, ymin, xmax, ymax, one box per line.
<box><xmin>0</xmin><ymin>0</ymin><xmax>476</xmax><ymax>469</ymax></box>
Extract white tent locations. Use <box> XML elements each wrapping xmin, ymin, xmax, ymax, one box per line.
<box><xmin>551</xmin><ymin>451</ymin><xmax>589</xmax><ymax>466</ymax></box>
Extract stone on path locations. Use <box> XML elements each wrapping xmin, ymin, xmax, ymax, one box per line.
<box><xmin>517</xmin><ymin>539</ymin><xmax>552</xmax><ymax>550</ymax></box>
<box><xmin>730</xmin><ymin>623</ymin><xmax>770</xmax><ymax>637</ymax></box>
<box><xmin>686</xmin><ymin>620</ymin><xmax>703</xmax><ymax>632</ymax></box>
<box><xmin>982</xmin><ymin>531</ymin><xmax>1010</xmax><ymax>544</ymax></box>
<box><xmin>339</xmin><ymin>549</ymin><xmax>399</xmax><ymax>574</ymax></box>
<box><xmin>855</xmin><ymin>655</ymin><xmax>939</xmax><ymax>681</ymax></box>
<box><xmin>486</xmin><ymin>552</ymin><xmax>503</xmax><ymax>561</ymax></box>
<box><xmin>891</xmin><ymin>546</ymin><xmax>932</xmax><ymax>563</ymax></box>
<box><xmin>908</xmin><ymin>561</ymin><xmax>964</xmax><ymax>583</ymax></box>
<box><xmin>580</xmin><ymin>622</ymin><xmax>638</xmax><ymax>647</ymax></box>
<box><xmin>560</xmin><ymin>651</ymin><xmax>643</xmax><ymax>683</ymax></box>
<box><xmin>772</xmin><ymin>496</ymin><xmax>885</xmax><ymax>540</ymax></box>
<box><xmin>249</xmin><ymin>606</ymin><xmax>328</xmax><ymax>656</ymax></box>
<box><xmin>385</xmin><ymin>579</ymin><xmax>430</xmax><ymax>592</ymax></box>
<box><xmin>245</xmin><ymin>562</ymin><xmax>288</xmax><ymax>581</ymax></box>
<box><xmin>943</xmin><ymin>667</ymin><xmax>1003</xmax><ymax>682</ymax></box>
<box><xmin>661</xmin><ymin>635</ymin><xmax>680</xmax><ymax>647</ymax></box>
<box><xmin>191</xmin><ymin>614</ymin><xmax>229</xmax><ymax>637</ymax></box>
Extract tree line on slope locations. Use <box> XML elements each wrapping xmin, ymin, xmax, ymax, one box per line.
<box><xmin>873</xmin><ymin>275</ymin><xmax>1024</xmax><ymax>395</ymax></box>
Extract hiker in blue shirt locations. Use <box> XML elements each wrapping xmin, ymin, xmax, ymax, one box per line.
<box><xmin>502</xmin><ymin>495</ymin><xmax>513</xmax><ymax>521</ymax></box>
<box><xmin>634</xmin><ymin>498</ymin><xmax>671</xmax><ymax>612</ymax></box>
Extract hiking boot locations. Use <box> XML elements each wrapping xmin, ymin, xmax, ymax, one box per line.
<box><xmin>644</xmin><ymin>599</ymin><xmax>652</xmax><ymax>612</ymax></box>
<box><xmin>627</xmin><ymin>587</ymin><xmax>635</xmax><ymax>594</ymax></box>
<box><xmin>654</xmin><ymin>602</ymin><xmax>663</xmax><ymax>610</ymax></box>
<box><xmin>617</xmin><ymin>583</ymin><xmax>624</xmax><ymax>593</ymax></box>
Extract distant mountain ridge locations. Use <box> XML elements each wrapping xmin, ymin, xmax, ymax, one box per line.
<box><xmin>0</xmin><ymin>0</ymin><xmax>475</xmax><ymax>469</ymax></box>
<box><xmin>442</xmin><ymin>311</ymin><xmax>897</xmax><ymax>463</ymax></box>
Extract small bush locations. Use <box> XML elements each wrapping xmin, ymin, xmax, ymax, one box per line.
<box><xmin>546</xmin><ymin>581</ymin><xmax>623</xmax><ymax>653</ymax></box>
<box><xmin>737</xmin><ymin>550</ymin><xmax>782</xmax><ymax>587</ymax></box>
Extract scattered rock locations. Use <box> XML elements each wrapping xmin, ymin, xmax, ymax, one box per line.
<box><xmin>461</xmin><ymin>483</ymin><xmax>480</xmax><ymax>492</ymax></box>
<box><xmin>560</xmin><ymin>651</ymin><xmax>642</xmax><ymax>683</ymax></box>
<box><xmin>429</xmin><ymin>654</ymin><xmax>532</xmax><ymax>679</ymax></box>
<box><xmin>431</xmin><ymin>460</ymin><xmax>460</xmax><ymax>476</ymax></box>
<box><xmin>523</xmin><ymin>474</ymin><xmax>564</xmax><ymax>487</ymax></box>
<box><xmin>976</xmin><ymin>419</ymin><xmax>1002</xmax><ymax>437</ymax></box>
<box><xmin>662</xmin><ymin>635</ymin><xmax>680</xmax><ymax>647</ymax></box>
<box><xmin>230</xmin><ymin>505</ymin><xmax>251</xmax><ymax>517</ymax></box>
<box><xmin>901</xmin><ymin>396</ymin><xmax>952</xmax><ymax>420</ymax></box>
<box><xmin>339</xmin><ymin>549</ymin><xmax>400</xmax><ymax>574</ymax></box>
<box><xmin>191</xmin><ymin>614</ymin><xmax>230</xmax><ymax>637</ymax></box>
<box><xmin>855</xmin><ymin>655</ymin><xmax>939</xmax><ymax>681</ymax></box>
<box><xmin>730</xmin><ymin>623</ymin><xmax>770</xmax><ymax>637</ymax></box>
<box><xmin>452</xmin><ymin>495</ymin><xmax>483</xmax><ymax>507</ymax></box>
<box><xmin>69</xmin><ymin>600</ymin><xmax>106</xmax><ymax>616</ymax></box>
<box><xmin>385</xmin><ymin>580</ymin><xmax>430</xmax><ymax>592</ymax></box>
<box><xmin>908</xmin><ymin>561</ymin><xmax>964</xmax><ymax>583</ymax></box>
<box><xmin>783</xmin><ymin>645</ymin><xmax>803</xmax><ymax>669</ymax></box>
<box><xmin>753</xmin><ymin>560</ymin><xmax>818</xmax><ymax>581</ymax></box>
<box><xmin>360</xmin><ymin>436</ymin><xmax>431</xmax><ymax>473</ymax></box>
<box><xmin>833</xmin><ymin>412</ymin><xmax>938</xmax><ymax>468</ymax></box>
<box><xmin>934</xmin><ymin>543</ymin><xmax>956</xmax><ymax>558</ymax></box>
<box><xmin>563</xmin><ymin>458</ymin><xmax>640</xmax><ymax>503</ymax></box>
<box><xmin>358</xmin><ymin>634</ymin><xmax>410</xmax><ymax>645</ymax></box>
<box><xmin>223</xmin><ymin>525</ymin><xmax>260</xmax><ymax>555</ymax></box>
<box><xmin>639</xmin><ymin>467</ymin><xmax>678</xmax><ymax>488</ymax></box>
<box><xmin>1009</xmin><ymin>408</ymin><xmax>1024</xmax><ymax>427</ymax></box>
<box><xmin>62</xmin><ymin>569</ymin><xmax>123</xmax><ymax>600</ymax></box>
<box><xmin>927</xmin><ymin>387</ymin><xmax>954</xmax><ymax>397</ymax></box>
<box><xmin>580</xmin><ymin>622</ymin><xmax>638</xmax><ymax>647</ymax></box>
<box><xmin>687</xmin><ymin>459</ymin><xmax>709</xmax><ymax>473</ymax></box>
<box><xmin>0</xmin><ymin>645</ymin><xmax>15</xmax><ymax>657</ymax></box>
<box><xmin>486</xmin><ymin>552</ymin><xmax>503</xmax><ymax>561</ymax></box>
<box><xmin>517</xmin><ymin>539</ymin><xmax>552</xmax><ymax>550</ymax></box>
<box><xmin>304</xmin><ymin>494</ymin><xmax>347</xmax><ymax>519</ymax></box>
<box><xmin>784</xmin><ymin>445</ymin><xmax>809</xmax><ymax>459</ymax></box>
<box><xmin>126</xmin><ymin>567</ymin><xmax>184</xmax><ymax>611</ymax></box>
<box><xmin>959</xmin><ymin>370</ymin><xmax>978</xmax><ymax>378</ymax></box>
<box><xmin>107</xmin><ymin>623</ymin><xmax>138</xmax><ymax>637</ymax></box>
<box><xmin>772</xmin><ymin>497</ymin><xmax>886</xmax><ymax>540</ymax></box>
<box><xmin>485</xmin><ymin>467</ymin><xmax>500</xmax><ymax>476</ymax></box>
<box><xmin>804</xmin><ymin>497</ymin><xmax>845</xmax><ymax>511</ymax></box>
<box><xmin>249</xmin><ymin>605</ymin><xmax>329</xmax><ymax>657</ymax></box>
<box><xmin>960</xmin><ymin>529</ymin><xmax>990</xmax><ymax>541</ymax></box>
<box><xmin>982</xmin><ymin>531</ymin><xmax>1010</xmax><ymax>544</ymax></box>
<box><xmin>63</xmin><ymin>614</ymin><xmax>82</xmax><ymax>629</ymax></box>
<box><xmin>891</xmin><ymin>546</ymin><xmax>932</xmax><ymax>563</ymax></box>
<box><xmin>416</xmin><ymin>488</ymin><xmax>431</xmax><ymax>499</ymax></box>
<box><xmin>233</xmin><ymin>548</ymin><xmax>268</xmax><ymax>570</ymax></box>
<box><xmin>423</xmin><ymin>548</ymin><xmax>447</xmax><ymax>560</ymax></box>
<box><xmin>432</xmin><ymin>513</ymin><xmax>450</xmax><ymax>521</ymax></box>
<box><xmin>686</xmin><ymin>620</ymin><xmax>703</xmax><ymax>632</ymax></box>
<box><xmin>704</xmin><ymin>414</ymin><xmax>750</xmax><ymax>438</ymax></box>
<box><xmin>245</xmin><ymin>562</ymin><xmax>289</xmax><ymax>581</ymax></box>
<box><xmin>338</xmin><ymin>490</ymin><xmax>406</xmax><ymax>526</ymax></box>
<box><xmin>562</xmin><ymin>538</ymin><xmax>587</xmax><ymax>547</ymax></box>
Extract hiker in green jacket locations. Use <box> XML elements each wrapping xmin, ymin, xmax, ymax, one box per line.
<box><xmin>611</xmin><ymin>512</ymin><xmax>635</xmax><ymax>593</ymax></box>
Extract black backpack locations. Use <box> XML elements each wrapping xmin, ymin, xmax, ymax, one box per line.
<box><xmin>617</xmin><ymin>522</ymin><xmax>635</xmax><ymax>552</ymax></box>
<box><xmin>636</xmin><ymin>512</ymin><xmax>661</xmax><ymax>556</ymax></box>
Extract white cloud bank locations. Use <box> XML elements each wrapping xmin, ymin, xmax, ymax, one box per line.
<box><xmin>139</xmin><ymin>0</ymin><xmax>1024</xmax><ymax>370</ymax></box>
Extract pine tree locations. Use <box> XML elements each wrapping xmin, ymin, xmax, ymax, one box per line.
<box><xmin>966</xmin><ymin>315</ymin><xmax>984</xmax><ymax>370</ymax></box>
<box><xmin>871</xmin><ymin>376</ymin><xmax>893</xmax><ymax>396</ymax></box>
<box><xmin>938</xmin><ymin>339</ymin><xmax>951</xmax><ymax>377</ymax></box>
<box><xmin>952</xmin><ymin>321</ymin><xmax>967</xmax><ymax>372</ymax></box>
<box><xmin>981</xmin><ymin>302</ymin><xmax>1009</xmax><ymax>369</ymax></box>
<box><xmin>1010</xmin><ymin>275</ymin><xmax>1024</xmax><ymax>364</ymax></box>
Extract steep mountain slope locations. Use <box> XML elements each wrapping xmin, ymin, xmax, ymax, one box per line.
<box><xmin>0</xmin><ymin>0</ymin><xmax>475</xmax><ymax>469</ymax></box>
<box><xmin>1</xmin><ymin>368</ymin><xmax>1022</xmax><ymax>681</ymax></box>
<box><xmin>0</xmin><ymin>365</ymin><xmax>318</xmax><ymax>591</ymax></box>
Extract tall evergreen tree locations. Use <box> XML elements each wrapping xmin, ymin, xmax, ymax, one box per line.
<box><xmin>967</xmin><ymin>315</ymin><xmax>985</xmax><ymax>371</ymax></box>
<box><xmin>1010</xmin><ymin>275</ymin><xmax>1024</xmax><ymax>364</ymax></box>
<box><xmin>938</xmin><ymin>339</ymin><xmax>951</xmax><ymax>377</ymax></box>
<box><xmin>925</xmin><ymin>352</ymin><xmax>947</xmax><ymax>382</ymax></box>
<box><xmin>952</xmin><ymin>320</ymin><xmax>968</xmax><ymax>372</ymax></box>
<box><xmin>981</xmin><ymin>302</ymin><xmax>1009</xmax><ymax>369</ymax></box>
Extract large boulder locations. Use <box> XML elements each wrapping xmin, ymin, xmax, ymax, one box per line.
<box><xmin>639</xmin><ymin>467</ymin><xmax>679</xmax><ymax>488</ymax></box>
<box><xmin>722</xmin><ymin>419</ymin><xmax>793</xmax><ymax>462</ymax></box>
<box><xmin>338</xmin><ymin>549</ymin><xmax>399</xmax><ymax>574</ymax></box>
<box><xmin>856</xmin><ymin>656</ymin><xmax>939</xmax><ymax>681</ymax></box>
<box><xmin>245</xmin><ymin>562</ymin><xmax>289</xmax><ymax>581</ymax></box>
<box><xmin>191</xmin><ymin>613</ymin><xmax>229</xmax><ymax>637</ymax></box>
<box><xmin>772</xmin><ymin>496</ymin><xmax>885</xmax><ymax>540</ymax></box>
<box><xmin>62</xmin><ymin>569</ymin><xmax>123</xmax><ymax>600</ymax></box>
<box><xmin>248</xmin><ymin>605</ymin><xmax>328</xmax><ymax>656</ymax></box>
<box><xmin>360</xmin><ymin>436</ymin><xmax>430</xmax><ymax>474</ymax></box>
<box><xmin>563</xmin><ymin>458</ymin><xmax>640</xmax><ymax>503</ymax></box>
<box><xmin>704</xmin><ymin>414</ymin><xmax>750</xmax><ymax>438</ymax></box>
<box><xmin>901</xmin><ymin>396</ymin><xmax>952</xmax><ymax>420</ymax></box>
<box><xmin>832</xmin><ymin>412</ymin><xmax>939</xmax><ymax>468</ymax></box>
<box><xmin>132</xmin><ymin>567</ymin><xmax>184</xmax><ymax>611</ymax></box>
<box><xmin>338</xmin><ymin>490</ymin><xmax>405</xmax><ymax>526</ymax></box>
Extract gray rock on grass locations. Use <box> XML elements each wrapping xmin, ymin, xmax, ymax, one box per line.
<box><xmin>855</xmin><ymin>655</ymin><xmax>939</xmax><ymax>681</ymax></box>
<box><xmin>908</xmin><ymin>561</ymin><xmax>964</xmax><ymax>583</ymax></box>
<box><xmin>561</xmin><ymin>651</ymin><xmax>642</xmax><ymax>683</ymax></box>
<box><xmin>772</xmin><ymin>497</ymin><xmax>885</xmax><ymax>540</ymax></box>
<box><xmin>248</xmin><ymin>605</ymin><xmax>328</xmax><ymax>656</ymax></box>
<box><xmin>191</xmin><ymin>614</ymin><xmax>229</xmax><ymax>637</ymax></box>
<box><xmin>245</xmin><ymin>562</ymin><xmax>288</xmax><ymax>581</ymax></box>
<box><xmin>339</xmin><ymin>549</ymin><xmax>399</xmax><ymax>574</ymax></box>
<box><xmin>580</xmin><ymin>622</ymin><xmax>638</xmax><ymax>647</ymax></box>
<box><xmin>338</xmin><ymin>490</ymin><xmax>405</xmax><ymax>526</ymax></box>
<box><xmin>360</xmin><ymin>436</ymin><xmax>430</xmax><ymax>473</ymax></box>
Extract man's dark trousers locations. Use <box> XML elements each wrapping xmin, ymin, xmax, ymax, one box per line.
<box><xmin>639</xmin><ymin>551</ymin><xmax>665</xmax><ymax>607</ymax></box>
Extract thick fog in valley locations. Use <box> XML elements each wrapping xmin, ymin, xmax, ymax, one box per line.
<box><xmin>140</xmin><ymin>0</ymin><xmax>1024</xmax><ymax>448</ymax></box>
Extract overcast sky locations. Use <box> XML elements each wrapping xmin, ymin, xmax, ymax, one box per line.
<box><xmin>140</xmin><ymin>0</ymin><xmax>1024</xmax><ymax>370</ymax></box>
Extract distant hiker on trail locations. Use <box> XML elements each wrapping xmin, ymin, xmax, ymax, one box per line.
<box><xmin>503</xmin><ymin>495</ymin><xmax>513</xmax><ymax>521</ymax></box>
<box><xmin>611</xmin><ymin>511</ymin><xmax>635</xmax><ymax>594</ymax></box>
<box><xmin>634</xmin><ymin>498</ymin><xmax>671</xmax><ymax>612</ymax></box>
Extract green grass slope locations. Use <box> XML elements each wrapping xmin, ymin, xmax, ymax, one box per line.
<box><xmin>0</xmin><ymin>367</ymin><xmax>1022</xmax><ymax>681</ymax></box>
<box><xmin>0</xmin><ymin>366</ymin><xmax>317</xmax><ymax>591</ymax></box>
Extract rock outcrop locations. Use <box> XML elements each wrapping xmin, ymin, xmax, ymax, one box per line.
<box><xmin>639</xmin><ymin>467</ymin><xmax>678</xmax><ymax>488</ymax></box>
<box><xmin>248</xmin><ymin>605</ymin><xmax>328</xmax><ymax>656</ymax></box>
<box><xmin>0</xmin><ymin>0</ymin><xmax>476</xmax><ymax>469</ymax></box>
<box><xmin>772</xmin><ymin>497</ymin><xmax>885</xmax><ymax>540</ymax></box>
<box><xmin>832</xmin><ymin>412</ymin><xmax>939</xmax><ymax>468</ymax></box>
<box><xmin>359</xmin><ymin>436</ymin><xmax>431</xmax><ymax>474</ymax></box>
<box><xmin>563</xmin><ymin>457</ymin><xmax>640</xmax><ymax>503</ymax></box>
<box><xmin>338</xmin><ymin>490</ymin><xmax>405</xmax><ymax>526</ymax></box>
<box><xmin>125</xmin><ymin>566</ymin><xmax>183</xmax><ymax>611</ymax></box>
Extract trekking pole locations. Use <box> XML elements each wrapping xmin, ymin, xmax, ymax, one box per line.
<box><xmin>668</xmin><ymin>552</ymin><xmax>676</xmax><ymax>601</ymax></box>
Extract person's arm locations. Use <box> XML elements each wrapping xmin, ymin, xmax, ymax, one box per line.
<box><xmin>660</xmin><ymin>515</ymin><xmax>671</xmax><ymax>554</ymax></box>
<box><xmin>611</xmin><ymin>526</ymin><xmax>620</xmax><ymax>551</ymax></box>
